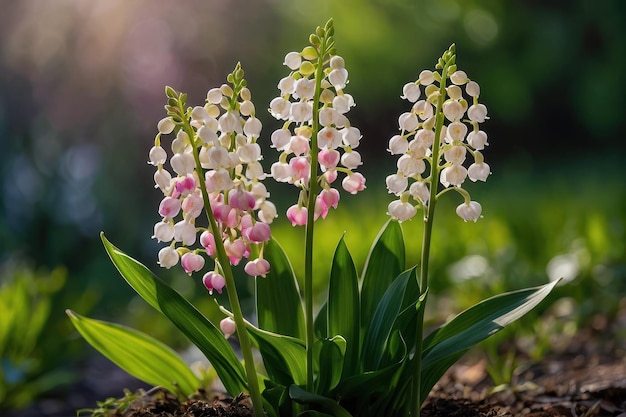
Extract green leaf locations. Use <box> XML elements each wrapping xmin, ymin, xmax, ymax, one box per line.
<box><xmin>329</xmin><ymin>333</ymin><xmax>408</xmax><ymax>417</ymax></box>
<box><xmin>100</xmin><ymin>233</ymin><xmax>247</xmax><ymax>396</ymax></box>
<box><xmin>66</xmin><ymin>310</ymin><xmax>199</xmax><ymax>397</ymax></box>
<box><xmin>262</xmin><ymin>380</ymin><xmax>292</xmax><ymax>417</ymax></box>
<box><xmin>297</xmin><ymin>411</ymin><xmax>334</xmax><ymax>417</ymax></box>
<box><xmin>360</xmin><ymin>221</ymin><xmax>405</xmax><ymax>332</ymax></box>
<box><xmin>289</xmin><ymin>385</ymin><xmax>352</xmax><ymax>417</ymax></box>
<box><xmin>314</xmin><ymin>302</ymin><xmax>328</xmax><ymax>340</ymax></box>
<box><xmin>315</xmin><ymin>336</ymin><xmax>346</xmax><ymax>395</ymax></box>
<box><xmin>419</xmin><ymin>280</ymin><xmax>559</xmax><ymax>401</ymax></box>
<box><xmin>258</xmin><ymin>238</ymin><xmax>305</xmax><ymax>339</ymax></box>
<box><xmin>251</xmin><ymin>329</ymin><xmax>307</xmax><ymax>387</ymax></box>
<box><xmin>327</xmin><ymin>236</ymin><xmax>359</xmax><ymax>376</ymax></box>
<box><xmin>223</xmin><ymin>307</ymin><xmax>307</xmax><ymax>387</ymax></box>
<box><xmin>361</xmin><ymin>268</ymin><xmax>416</xmax><ymax>371</ymax></box>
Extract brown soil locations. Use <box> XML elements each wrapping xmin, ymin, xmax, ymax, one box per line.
<box><xmin>8</xmin><ymin>320</ymin><xmax>623</xmax><ymax>417</ymax></box>
<box><xmin>105</xmin><ymin>328</ymin><xmax>626</xmax><ymax>417</ymax></box>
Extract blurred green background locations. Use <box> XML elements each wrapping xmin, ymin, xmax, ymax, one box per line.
<box><xmin>1</xmin><ymin>0</ymin><xmax>625</xmax><ymax>413</ymax></box>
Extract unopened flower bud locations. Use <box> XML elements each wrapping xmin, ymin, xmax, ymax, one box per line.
<box><xmin>207</xmin><ymin>88</ymin><xmax>222</xmax><ymax>104</ymax></box>
<box><xmin>220</xmin><ymin>317</ymin><xmax>236</xmax><ymax>338</ymax></box>
<box><xmin>157</xmin><ymin>117</ymin><xmax>175</xmax><ymax>134</ymax></box>
<box><xmin>330</xmin><ymin>55</ymin><xmax>345</xmax><ymax>69</ymax></box>
<box><xmin>450</xmin><ymin>70</ymin><xmax>468</xmax><ymax>85</ymax></box>
<box><xmin>284</xmin><ymin>51</ymin><xmax>302</xmax><ymax>70</ymax></box>
<box><xmin>466</xmin><ymin>81</ymin><xmax>480</xmax><ymax>97</ymax></box>
<box><xmin>418</xmin><ymin>70</ymin><xmax>435</xmax><ymax>85</ymax></box>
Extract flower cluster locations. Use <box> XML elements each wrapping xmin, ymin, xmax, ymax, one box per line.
<box><xmin>269</xmin><ymin>28</ymin><xmax>365</xmax><ymax>226</ymax></box>
<box><xmin>149</xmin><ymin>65</ymin><xmax>275</xmax><ymax>294</ymax></box>
<box><xmin>386</xmin><ymin>46</ymin><xmax>490</xmax><ymax>222</ymax></box>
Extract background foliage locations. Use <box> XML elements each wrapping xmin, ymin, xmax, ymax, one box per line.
<box><xmin>0</xmin><ymin>0</ymin><xmax>625</xmax><ymax>411</ymax></box>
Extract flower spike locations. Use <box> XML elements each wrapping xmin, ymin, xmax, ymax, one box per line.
<box><xmin>386</xmin><ymin>45</ymin><xmax>491</xmax><ymax>222</ymax></box>
<box><xmin>269</xmin><ymin>19</ymin><xmax>365</xmax><ymax>225</ymax></box>
<box><xmin>151</xmin><ymin>64</ymin><xmax>274</xmax><ymax>281</ymax></box>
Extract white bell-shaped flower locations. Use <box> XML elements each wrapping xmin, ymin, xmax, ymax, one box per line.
<box><xmin>399</xmin><ymin>112</ymin><xmax>419</xmax><ymax>132</ymax></box>
<box><xmin>158</xmin><ymin>247</ymin><xmax>179</xmax><ymax>268</ymax></box>
<box><xmin>389</xmin><ymin>135</ymin><xmax>409</xmax><ymax>155</ymax></box>
<box><xmin>402</xmin><ymin>82</ymin><xmax>421</xmax><ymax>102</ymax></box>
<box><xmin>468</xmin><ymin>162</ymin><xmax>491</xmax><ymax>182</ymax></box>
<box><xmin>387</xmin><ymin>200</ymin><xmax>417</xmax><ymax>222</ymax></box>
<box><xmin>149</xmin><ymin>146</ymin><xmax>167</xmax><ymax>165</ymax></box>
<box><xmin>467</xmin><ymin>130</ymin><xmax>488</xmax><ymax>150</ymax></box>
<box><xmin>386</xmin><ymin>173</ymin><xmax>408</xmax><ymax>195</ymax></box>
<box><xmin>456</xmin><ymin>201</ymin><xmax>482</xmax><ymax>222</ymax></box>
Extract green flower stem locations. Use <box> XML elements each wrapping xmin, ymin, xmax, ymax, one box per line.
<box><xmin>412</xmin><ymin>54</ymin><xmax>452</xmax><ymax>417</ymax></box>
<box><xmin>304</xmin><ymin>36</ymin><xmax>328</xmax><ymax>395</ymax></box>
<box><xmin>179</xmin><ymin>104</ymin><xmax>264</xmax><ymax>417</ymax></box>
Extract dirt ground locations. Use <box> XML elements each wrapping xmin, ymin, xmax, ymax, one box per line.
<box><xmin>7</xmin><ymin>318</ymin><xmax>625</xmax><ymax>417</ymax></box>
<box><xmin>98</xmin><ymin>326</ymin><xmax>626</xmax><ymax>417</ymax></box>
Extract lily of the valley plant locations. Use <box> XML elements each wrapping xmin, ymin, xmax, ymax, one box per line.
<box><xmin>67</xmin><ymin>19</ymin><xmax>558</xmax><ymax>417</ymax></box>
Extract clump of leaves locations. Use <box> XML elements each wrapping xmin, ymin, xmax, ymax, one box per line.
<box><xmin>76</xmin><ymin>388</ymin><xmax>142</xmax><ymax>417</ymax></box>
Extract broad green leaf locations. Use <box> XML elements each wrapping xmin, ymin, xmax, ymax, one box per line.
<box><xmin>250</xmin><ymin>329</ymin><xmax>307</xmax><ymax>387</ymax></box>
<box><xmin>331</xmin><ymin>334</ymin><xmax>406</xmax><ymax>399</ymax></box>
<box><xmin>262</xmin><ymin>380</ymin><xmax>292</xmax><ymax>417</ymax></box>
<box><xmin>419</xmin><ymin>280</ymin><xmax>559</xmax><ymax>402</ymax></box>
<box><xmin>314</xmin><ymin>302</ymin><xmax>328</xmax><ymax>339</ymax></box>
<box><xmin>328</xmin><ymin>332</ymin><xmax>408</xmax><ymax>417</ymax></box>
<box><xmin>419</xmin><ymin>350</ymin><xmax>466</xmax><ymax>403</ymax></box>
<box><xmin>360</xmin><ymin>220</ymin><xmax>405</xmax><ymax>332</ymax></box>
<box><xmin>289</xmin><ymin>385</ymin><xmax>352</xmax><ymax>417</ymax></box>
<box><xmin>221</xmin><ymin>305</ymin><xmax>307</xmax><ymax>387</ymax></box>
<box><xmin>297</xmin><ymin>411</ymin><xmax>334</xmax><ymax>417</ymax></box>
<box><xmin>100</xmin><ymin>233</ymin><xmax>247</xmax><ymax>395</ymax></box>
<box><xmin>327</xmin><ymin>236</ymin><xmax>359</xmax><ymax>376</ymax></box>
<box><xmin>258</xmin><ymin>238</ymin><xmax>305</xmax><ymax>339</ymax></box>
<box><xmin>315</xmin><ymin>336</ymin><xmax>346</xmax><ymax>394</ymax></box>
<box><xmin>66</xmin><ymin>310</ymin><xmax>199</xmax><ymax>397</ymax></box>
<box><xmin>361</xmin><ymin>268</ymin><xmax>416</xmax><ymax>371</ymax></box>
